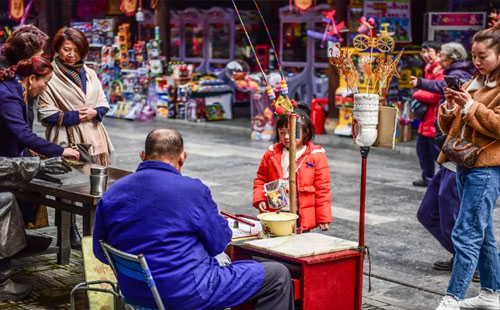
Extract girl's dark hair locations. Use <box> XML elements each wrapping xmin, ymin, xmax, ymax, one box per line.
<box><xmin>421</xmin><ymin>41</ymin><xmax>442</xmax><ymax>53</ymax></box>
<box><xmin>471</xmin><ymin>23</ymin><xmax>500</xmax><ymax>83</ymax></box>
<box><xmin>53</xmin><ymin>27</ymin><xmax>89</xmax><ymax>59</ymax></box>
<box><xmin>0</xmin><ymin>56</ymin><xmax>53</xmax><ymax>82</ymax></box>
<box><xmin>274</xmin><ymin>103</ymin><xmax>315</xmax><ymax>144</ymax></box>
<box><xmin>0</xmin><ymin>25</ymin><xmax>49</xmax><ymax>65</ymax></box>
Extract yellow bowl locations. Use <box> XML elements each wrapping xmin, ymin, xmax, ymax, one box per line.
<box><xmin>257</xmin><ymin>212</ymin><xmax>299</xmax><ymax>236</ymax></box>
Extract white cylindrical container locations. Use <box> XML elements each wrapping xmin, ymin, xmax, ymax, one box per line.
<box><xmin>352</xmin><ymin>94</ymin><xmax>379</xmax><ymax>147</ymax></box>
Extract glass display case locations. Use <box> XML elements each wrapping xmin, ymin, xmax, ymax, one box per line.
<box><xmin>235</xmin><ymin>11</ymin><xmax>262</xmax><ymax>69</ymax></box>
<box><xmin>170</xmin><ymin>10</ymin><xmax>181</xmax><ymax>60</ymax></box>
<box><xmin>206</xmin><ymin>7</ymin><xmax>234</xmax><ymax>74</ymax></box>
<box><xmin>181</xmin><ymin>8</ymin><xmax>205</xmax><ymax>71</ymax></box>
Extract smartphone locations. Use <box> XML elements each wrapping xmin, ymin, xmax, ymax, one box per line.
<box><xmin>444</xmin><ymin>76</ymin><xmax>462</xmax><ymax>91</ymax></box>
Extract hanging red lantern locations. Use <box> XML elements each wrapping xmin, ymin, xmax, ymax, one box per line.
<box><xmin>9</xmin><ymin>0</ymin><xmax>24</xmax><ymax>21</ymax></box>
<box><xmin>120</xmin><ymin>0</ymin><xmax>137</xmax><ymax>16</ymax></box>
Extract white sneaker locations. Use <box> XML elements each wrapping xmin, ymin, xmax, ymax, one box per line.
<box><xmin>458</xmin><ymin>289</ymin><xmax>500</xmax><ymax>309</ymax></box>
<box><xmin>436</xmin><ymin>296</ymin><xmax>459</xmax><ymax>310</ymax></box>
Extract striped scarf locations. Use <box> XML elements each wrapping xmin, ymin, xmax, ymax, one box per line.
<box><xmin>54</xmin><ymin>55</ymin><xmax>84</xmax><ymax>90</ymax></box>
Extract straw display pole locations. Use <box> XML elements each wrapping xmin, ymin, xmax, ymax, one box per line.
<box><xmin>289</xmin><ymin>113</ymin><xmax>297</xmax><ymax>214</ymax></box>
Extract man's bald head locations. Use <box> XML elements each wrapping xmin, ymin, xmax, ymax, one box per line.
<box><xmin>144</xmin><ymin>129</ymin><xmax>184</xmax><ymax>160</ymax></box>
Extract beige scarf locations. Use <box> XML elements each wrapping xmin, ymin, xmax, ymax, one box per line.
<box><xmin>38</xmin><ymin>62</ymin><xmax>114</xmax><ymax>161</ymax></box>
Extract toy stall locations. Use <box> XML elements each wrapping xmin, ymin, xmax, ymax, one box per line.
<box><xmin>69</xmin><ymin>10</ymin><xmax>235</xmax><ymax>123</ymax></box>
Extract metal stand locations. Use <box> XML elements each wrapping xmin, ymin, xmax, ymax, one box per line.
<box><xmin>356</xmin><ymin>146</ymin><xmax>370</xmax><ymax>309</ymax></box>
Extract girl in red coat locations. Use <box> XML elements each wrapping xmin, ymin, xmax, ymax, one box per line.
<box><xmin>253</xmin><ymin>105</ymin><xmax>332</xmax><ymax>231</ymax></box>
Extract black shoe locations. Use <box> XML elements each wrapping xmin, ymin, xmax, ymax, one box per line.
<box><xmin>413</xmin><ymin>179</ymin><xmax>429</xmax><ymax>187</ymax></box>
<box><xmin>472</xmin><ymin>270</ymin><xmax>480</xmax><ymax>283</ymax></box>
<box><xmin>0</xmin><ymin>279</ymin><xmax>32</xmax><ymax>301</ymax></box>
<box><xmin>432</xmin><ymin>257</ymin><xmax>454</xmax><ymax>271</ymax></box>
<box><xmin>19</xmin><ymin>233</ymin><xmax>52</xmax><ymax>254</ymax></box>
<box><xmin>70</xmin><ymin>224</ymin><xmax>82</xmax><ymax>251</ymax></box>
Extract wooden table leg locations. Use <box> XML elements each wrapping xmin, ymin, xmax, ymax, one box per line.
<box><xmin>57</xmin><ymin>209</ymin><xmax>71</xmax><ymax>265</ymax></box>
<box><xmin>82</xmin><ymin>204</ymin><xmax>95</xmax><ymax>236</ymax></box>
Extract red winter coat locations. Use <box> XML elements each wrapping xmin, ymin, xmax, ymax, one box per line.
<box><xmin>253</xmin><ymin>142</ymin><xmax>332</xmax><ymax>231</ymax></box>
<box><xmin>412</xmin><ymin>61</ymin><xmax>444</xmax><ymax>138</ymax></box>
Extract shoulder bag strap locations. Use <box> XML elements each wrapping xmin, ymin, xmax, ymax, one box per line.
<box><xmin>476</xmin><ymin>139</ymin><xmax>499</xmax><ymax>156</ymax></box>
<box><xmin>52</xmin><ymin>112</ymin><xmax>64</xmax><ymax>144</ymax></box>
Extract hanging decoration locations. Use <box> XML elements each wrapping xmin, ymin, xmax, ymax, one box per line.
<box><xmin>120</xmin><ymin>0</ymin><xmax>137</xmax><ymax>16</ymax></box>
<box><xmin>306</xmin><ymin>9</ymin><xmax>345</xmax><ymax>48</ymax></box>
<box><xmin>9</xmin><ymin>0</ymin><xmax>24</xmax><ymax>21</ymax></box>
<box><xmin>294</xmin><ymin>0</ymin><xmax>313</xmax><ymax>11</ymax></box>
<box><xmin>20</xmin><ymin>0</ymin><xmax>33</xmax><ymax>25</ymax></box>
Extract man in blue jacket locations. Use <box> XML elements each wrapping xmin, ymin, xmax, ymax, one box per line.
<box><xmin>93</xmin><ymin>129</ymin><xmax>294</xmax><ymax>310</ymax></box>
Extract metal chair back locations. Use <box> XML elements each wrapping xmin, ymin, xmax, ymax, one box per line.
<box><xmin>100</xmin><ymin>240</ymin><xmax>165</xmax><ymax>310</ymax></box>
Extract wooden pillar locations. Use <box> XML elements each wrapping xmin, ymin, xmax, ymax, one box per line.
<box><xmin>155</xmin><ymin>0</ymin><xmax>171</xmax><ymax>61</ymax></box>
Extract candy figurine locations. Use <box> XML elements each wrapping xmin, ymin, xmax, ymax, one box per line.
<box><xmin>266</xmin><ymin>85</ymin><xmax>276</xmax><ymax>100</ymax></box>
<box><xmin>280</xmin><ymin>80</ymin><xmax>288</xmax><ymax>95</ymax></box>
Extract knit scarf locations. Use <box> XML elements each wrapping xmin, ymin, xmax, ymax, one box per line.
<box><xmin>54</xmin><ymin>55</ymin><xmax>84</xmax><ymax>90</ymax></box>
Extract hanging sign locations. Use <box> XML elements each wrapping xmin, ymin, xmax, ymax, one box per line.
<box><xmin>120</xmin><ymin>0</ymin><xmax>137</xmax><ymax>16</ymax></box>
<box><xmin>295</xmin><ymin>0</ymin><xmax>313</xmax><ymax>11</ymax></box>
<box><xmin>9</xmin><ymin>0</ymin><xmax>24</xmax><ymax>21</ymax></box>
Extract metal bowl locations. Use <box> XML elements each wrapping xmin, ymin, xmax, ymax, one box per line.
<box><xmin>257</xmin><ymin>212</ymin><xmax>299</xmax><ymax>236</ymax></box>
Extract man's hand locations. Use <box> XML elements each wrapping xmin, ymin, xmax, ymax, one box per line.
<box><xmin>258</xmin><ymin>201</ymin><xmax>269</xmax><ymax>213</ymax></box>
<box><xmin>40</xmin><ymin>157</ymin><xmax>72</xmax><ymax>174</ymax></box>
<box><xmin>409</xmin><ymin>76</ymin><xmax>418</xmax><ymax>88</ymax></box>
<box><xmin>79</xmin><ymin>106</ymin><xmax>98</xmax><ymax>122</ymax></box>
<box><xmin>319</xmin><ymin>223</ymin><xmax>329</xmax><ymax>231</ymax></box>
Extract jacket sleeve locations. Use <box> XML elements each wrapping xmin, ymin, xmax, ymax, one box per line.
<box><xmin>0</xmin><ymin>94</ymin><xmax>63</xmax><ymax>157</ymax></box>
<box><xmin>437</xmin><ymin>103</ymin><xmax>460</xmax><ymax>136</ymax></box>
<box><xmin>253</xmin><ymin>152</ymin><xmax>271</xmax><ymax>209</ymax></box>
<box><xmin>413</xmin><ymin>89</ymin><xmax>442</xmax><ymax>105</ymax></box>
<box><xmin>194</xmin><ymin>185</ymin><xmax>232</xmax><ymax>257</ymax></box>
<box><xmin>419</xmin><ymin>78</ymin><xmax>447</xmax><ymax>96</ymax></box>
<box><xmin>92</xmin><ymin>199</ymin><xmax>108</xmax><ymax>264</ymax></box>
<box><xmin>463</xmin><ymin>100</ymin><xmax>500</xmax><ymax>139</ymax></box>
<box><xmin>313</xmin><ymin>152</ymin><xmax>332</xmax><ymax>224</ymax></box>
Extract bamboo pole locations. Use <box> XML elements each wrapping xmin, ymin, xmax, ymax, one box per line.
<box><xmin>289</xmin><ymin>113</ymin><xmax>297</xmax><ymax>214</ymax></box>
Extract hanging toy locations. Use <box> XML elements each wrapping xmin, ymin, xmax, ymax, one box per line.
<box><xmin>266</xmin><ymin>85</ymin><xmax>276</xmax><ymax>100</ymax></box>
<box><xmin>280</xmin><ymin>80</ymin><xmax>288</xmax><ymax>96</ymax></box>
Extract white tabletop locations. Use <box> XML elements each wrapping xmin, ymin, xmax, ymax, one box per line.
<box><xmin>242</xmin><ymin>233</ymin><xmax>358</xmax><ymax>258</ymax></box>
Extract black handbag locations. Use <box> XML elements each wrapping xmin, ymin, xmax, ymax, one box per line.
<box><xmin>53</xmin><ymin>112</ymin><xmax>93</xmax><ymax>163</ymax></box>
<box><xmin>410</xmin><ymin>99</ymin><xmax>428</xmax><ymax>120</ymax></box>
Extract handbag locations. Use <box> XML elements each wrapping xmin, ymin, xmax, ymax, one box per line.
<box><xmin>442</xmin><ymin>137</ymin><xmax>498</xmax><ymax>168</ymax></box>
<box><xmin>53</xmin><ymin>112</ymin><xmax>93</xmax><ymax>163</ymax></box>
<box><xmin>410</xmin><ymin>99</ymin><xmax>428</xmax><ymax>120</ymax></box>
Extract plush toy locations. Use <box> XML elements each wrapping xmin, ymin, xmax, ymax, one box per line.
<box><xmin>357</xmin><ymin>16</ymin><xmax>376</xmax><ymax>37</ymax></box>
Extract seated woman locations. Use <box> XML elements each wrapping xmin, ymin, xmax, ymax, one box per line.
<box><xmin>39</xmin><ymin>27</ymin><xmax>114</xmax><ymax>166</ymax></box>
<box><xmin>0</xmin><ymin>56</ymin><xmax>79</xmax><ymax>160</ymax></box>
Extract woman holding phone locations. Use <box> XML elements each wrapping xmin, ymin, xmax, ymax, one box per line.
<box><xmin>411</xmin><ymin>42</ymin><xmax>475</xmax><ymax>273</ymax></box>
<box><xmin>435</xmin><ymin>23</ymin><xmax>500</xmax><ymax>310</ymax></box>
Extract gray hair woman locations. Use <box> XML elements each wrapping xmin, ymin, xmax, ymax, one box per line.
<box><xmin>439</xmin><ymin>42</ymin><xmax>468</xmax><ymax>69</ymax></box>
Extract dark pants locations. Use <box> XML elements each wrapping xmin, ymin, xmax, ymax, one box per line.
<box><xmin>244</xmin><ymin>262</ymin><xmax>294</xmax><ymax>310</ymax></box>
<box><xmin>417</xmin><ymin>166</ymin><xmax>460</xmax><ymax>254</ymax></box>
<box><xmin>416</xmin><ymin>134</ymin><xmax>440</xmax><ymax>180</ymax></box>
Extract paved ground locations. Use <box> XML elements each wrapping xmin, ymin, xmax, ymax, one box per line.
<box><xmin>3</xmin><ymin>115</ymin><xmax>494</xmax><ymax>309</ymax></box>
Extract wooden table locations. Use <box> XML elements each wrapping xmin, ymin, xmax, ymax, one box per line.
<box><xmin>229</xmin><ymin>233</ymin><xmax>363</xmax><ymax>310</ymax></box>
<box><xmin>1</xmin><ymin>166</ymin><xmax>131</xmax><ymax>265</ymax></box>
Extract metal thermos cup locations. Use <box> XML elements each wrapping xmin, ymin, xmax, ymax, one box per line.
<box><xmin>90</xmin><ymin>166</ymin><xmax>108</xmax><ymax>195</ymax></box>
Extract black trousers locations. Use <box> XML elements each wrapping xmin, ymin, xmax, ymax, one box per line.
<box><xmin>244</xmin><ymin>262</ymin><xmax>294</xmax><ymax>310</ymax></box>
